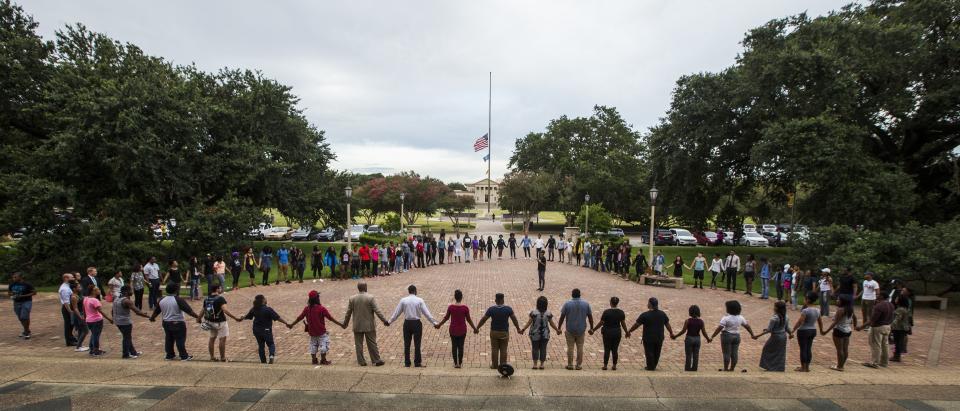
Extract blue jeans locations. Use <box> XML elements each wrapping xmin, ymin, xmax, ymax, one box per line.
<box><xmin>189</xmin><ymin>278</ymin><xmax>200</xmax><ymax>299</ymax></box>
<box><xmin>254</xmin><ymin>329</ymin><xmax>276</xmax><ymax>363</ymax></box>
<box><xmin>87</xmin><ymin>320</ymin><xmax>103</xmax><ymax>353</ymax></box>
<box><xmin>820</xmin><ymin>291</ymin><xmax>831</xmax><ymax>317</ymax></box>
<box><xmin>760</xmin><ymin>277</ymin><xmax>770</xmax><ymax>299</ymax></box>
<box><xmin>73</xmin><ymin>313</ymin><xmax>88</xmax><ymax>348</ymax></box>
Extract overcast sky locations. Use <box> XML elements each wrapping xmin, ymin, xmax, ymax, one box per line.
<box><xmin>25</xmin><ymin>0</ymin><xmax>847</xmax><ymax>184</ymax></box>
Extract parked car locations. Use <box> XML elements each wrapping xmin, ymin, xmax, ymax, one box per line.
<box><xmin>248</xmin><ymin>222</ymin><xmax>273</xmax><ymax>240</ymax></box>
<box><xmin>742</xmin><ymin>224</ymin><xmax>757</xmax><ymax>233</ymax></box>
<box><xmin>697</xmin><ymin>231</ymin><xmax>719</xmax><ymax>246</ymax></box>
<box><xmin>11</xmin><ymin>227</ymin><xmax>25</xmax><ymax>240</ymax></box>
<box><xmin>365</xmin><ymin>225</ymin><xmax>384</xmax><ymax>235</ymax></box>
<box><xmin>263</xmin><ymin>226</ymin><xmax>293</xmax><ymax>241</ymax></box>
<box><xmin>723</xmin><ymin>231</ymin><xmax>735</xmax><ymax>245</ymax></box>
<box><xmin>348</xmin><ymin>224</ymin><xmax>365</xmax><ymax>241</ymax></box>
<box><xmin>761</xmin><ymin>224</ymin><xmax>777</xmax><ymax>233</ymax></box>
<box><xmin>314</xmin><ymin>227</ymin><xmax>342</xmax><ymax>241</ymax></box>
<box><xmin>669</xmin><ymin>228</ymin><xmax>697</xmax><ymax>246</ymax></box>
<box><xmin>641</xmin><ymin>229</ymin><xmax>675</xmax><ymax>246</ymax></box>
<box><xmin>290</xmin><ymin>227</ymin><xmax>315</xmax><ymax>241</ymax></box>
<box><xmin>739</xmin><ymin>231</ymin><xmax>769</xmax><ymax>247</ymax></box>
<box><xmin>607</xmin><ymin>228</ymin><xmax>625</xmax><ymax>237</ymax></box>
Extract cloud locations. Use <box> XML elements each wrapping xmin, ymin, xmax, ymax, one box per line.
<box><xmin>23</xmin><ymin>0</ymin><xmax>847</xmax><ymax>182</ymax></box>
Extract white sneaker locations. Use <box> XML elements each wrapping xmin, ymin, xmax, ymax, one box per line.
<box><xmin>75</xmin><ymin>346</ymin><xmax>89</xmax><ymax>352</ymax></box>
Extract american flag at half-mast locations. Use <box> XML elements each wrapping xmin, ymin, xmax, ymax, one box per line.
<box><xmin>473</xmin><ymin>134</ymin><xmax>489</xmax><ymax>152</ymax></box>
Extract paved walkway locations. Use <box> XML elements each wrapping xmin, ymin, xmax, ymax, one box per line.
<box><xmin>1</xmin><ymin>359</ymin><xmax>960</xmax><ymax>410</ymax></box>
<box><xmin>1</xmin><ymin>257</ymin><xmax>957</xmax><ymax>409</ymax></box>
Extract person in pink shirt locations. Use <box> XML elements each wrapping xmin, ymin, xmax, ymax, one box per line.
<box><xmin>289</xmin><ymin>290</ymin><xmax>343</xmax><ymax>365</ymax></box>
<box><xmin>434</xmin><ymin>289</ymin><xmax>477</xmax><ymax>368</ymax></box>
<box><xmin>83</xmin><ymin>285</ymin><xmax>113</xmax><ymax>356</ymax></box>
<box><xmin>371</xmin><ymin>244</ymin><xmax>380</xmax><ymax>276</ymax></box>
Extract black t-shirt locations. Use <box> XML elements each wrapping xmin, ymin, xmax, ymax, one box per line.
<box><xmin>244</xmin><ymin>306</ymin><xmax>280</xmax><ymax>330</ymax></box>
<box><xmin>9</xmin><ymin>281</ymin><xmax>35</xmax><ymax>302</ymax></box>
<box><xmin>836</xmin><ymin>275</ymin><xmax>855</xmax><ymax>295</ymax></box>
<box><xmin>203</xmin><ymin>295</ymin><xmax>228</xmax><ymax>322</ymax></box>
<box><xmin>538</xmin><ymin>256</ymin><xmax>547</xmax><ymax>271</ymax></box>
<box><xmin>635</xmin><ymin>309</ymin><xmax>670</xmax><ymax>341</ymax></box>
<box><xmin>601</xmin><ymin>308</ymin><xmax>625</xmax><ymax>332</ymax></box>
<box><xmin>508</xmin><ymin>238</ymin><xmax>516</xmax><ymax>247</ymax></box>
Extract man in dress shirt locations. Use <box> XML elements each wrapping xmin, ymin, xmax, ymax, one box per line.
<box><xmin>58</xmin><ymin>273</ymin><xmax>77</xmax><ymax>346</ymax></box>
<box><xmin>144</xmin><ymin>257</ymin><xmax>161</xmax><ymax>309</ymax></box>
<box><xmin>388</xmin><ymin>284</ymin><xmax>437</xmax><ymax>367</ymax></box>
<box><xmin>724</xmin><ymin>251</ymin><xmax>741</xmax><ymax>292</ymax></box>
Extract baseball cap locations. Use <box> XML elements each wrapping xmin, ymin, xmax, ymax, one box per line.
<box><xmin>308</xmin><ymin>290</ymin><xmax>319</xmax><ymax>298</ymax></box>
<box><xmin>821</xmin><ymin>268</ymin><xmax>831</xmax><ymax>273</ymax></box>
<box><xmin>783</xmin><ymin>264</ymin><xmax>791</xmax><ymax>270</ymax></box>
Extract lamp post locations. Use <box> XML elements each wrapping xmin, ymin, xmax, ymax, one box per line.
<box><xmin>648</xmin><ymin>187</ymin><xmax>658</xmax><ymax>267</ymax></box>
<box><xmin>345</xmin><ymin>186</ymin><xmax>353</xmax><ymax>252</ymax></box>
<box><xmin>584</xmin><ymin>194</ymin><xmax>590</xmax><ymax>237</ymax></box>
<box><xmin>399</xmin><ymin>192</ymin><xmax>406</xmax><ymax>234</ymax></box>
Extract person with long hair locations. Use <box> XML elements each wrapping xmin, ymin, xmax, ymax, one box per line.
<box><xmin>289</xmin><ymin>290</ymin><xmax>344</xmax><ymax>365</ymax></box>
<box><xmin>670</xmin><ymin>305</ymin><xmax>710</xmax><ymax>371</ymax></box>
<box><xmin>70</xmin><ymin>281</ymin><xmax>89</xmax><ymax>352</ymax></box>
<box><xmin>242</xmin><ymin>248</ymin><xmax>258</xmax><ymax>288</ymax></box>
<box><xmin>238</xmin><ymin>294</ymin><xmax>291</xmax><ymax>364</ymax></box>
<box><xmin>792</xmin><ymin>292</ymin><xmax>823</xmax><ymax>372</ymax></box>
<box><xmin>83</xmin><ymin>285</ymin><xmax>114</xmax><ymax>356</ymax></box>
<box><xmin>518</xmin><ymin>296</ymin><xmax>560</xmax><ymax>370</ymax></box>
<box><xmin>311</xmin><ymin>245</ymin><xmax>323</xmax><ymax>279</ymax></box>
<box><xmin>754</xmin><ymin>301</ymin><xmax>792</xmax><ymax>371</ymax></box>
<box><xmin>435</xmin><ymin>289</ymin><xmax>478</xmax><ymax>368</ymax></box>
<box><xmin>590</xmin><ymin>297</ymin><xmax>629</xmax><ymax>370</ymax></box>
<box><xmin>821</xmin><ymin>294</ymin><xmax>857</xmax><ymax>371</ymax></box>
<box><xmin>665</xmin><ymin>256</ymin><xmax>688</xmax><ymax>279</ymax></box>
<box><xmin>709</xmin><ymin>300</ymin><xmax>755</xmax><ymax>371</ymax></box>
<box><xmin>708</xmin><ymin>254</ymin><xmax>724</xmax><ymax>290</ymax></box>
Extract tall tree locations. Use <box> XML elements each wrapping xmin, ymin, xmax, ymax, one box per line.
<box><xmin>509</xmin><ymin>106</ymin><xmax>647</xmax><ymax>224</ymax></box>
<box><xmin>498</xmin><ymin>171</ymin><xmax>554</xmax><ymax>233</ymax></box>
<box><xmin>648</xmin><ymin>0</ymin><xmax>959</xmax><ymax>228</ymax></box>
<box><xmin>0</xmin><ymin>8</ymin><xmax>337</xmax><ymax>282</ymax></box>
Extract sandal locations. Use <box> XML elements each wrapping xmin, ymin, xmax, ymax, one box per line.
<box><xmin>829</xmin><ymin>366</ymin><xmax>843</xmax><ymax>371</ymax></box>
<box><xmin>539</xmin><ymin>365</ymin><xmax>544</xmax><ymax>370</ymax></box>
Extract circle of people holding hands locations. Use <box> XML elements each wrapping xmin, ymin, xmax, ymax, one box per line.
<box><xmin>41</xmin><ymin>243</ymin><xmax>913</xmax><ymax>373</ymax></box>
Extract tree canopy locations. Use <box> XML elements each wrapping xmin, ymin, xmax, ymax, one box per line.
<box><xmin>646</xmin><ymin>0</ymin><xmax>959</xmax><ymax>229</ymax></box>
<box><xmin>509</xmin><ymin>106</ymin><xmax>648</xmax><ymax>225</ymax></box>
<box><xmin>0</xmin><ymin>1</ymin><xmax>339</xmax><ymax>282</ymax></box>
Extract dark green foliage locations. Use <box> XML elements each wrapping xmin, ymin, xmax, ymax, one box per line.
<box><xmin>0</xmin><ymin>3</ymin><xmax>337</xmax><ymax>283</ymax></box>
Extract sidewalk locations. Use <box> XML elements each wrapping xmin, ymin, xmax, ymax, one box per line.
<box><xmin>2</xmin><ymin>356</ymin><xmax>959</xmax><ymax>410</ymax></box>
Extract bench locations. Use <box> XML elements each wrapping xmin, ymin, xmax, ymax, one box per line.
<box><xmin>914</xmin><ymin>295</ymin><xmax>948</xmax><ymax>310</ymax></box>
<box><xmin>642</xmin><ymin>275</ymin><xmax>684</xmax><ymax>289</ymax></box>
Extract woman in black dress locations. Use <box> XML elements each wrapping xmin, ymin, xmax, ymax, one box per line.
<box><xmin>666</xmin><ymin>256</ymin><xmax>687</xmax><ymax>278</ymax></box>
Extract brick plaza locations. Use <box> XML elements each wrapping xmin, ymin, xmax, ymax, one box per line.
<box><xmin>2</xmin><ymin>256</ymin><xmax>955</xmax><ymax>373</ymax></box>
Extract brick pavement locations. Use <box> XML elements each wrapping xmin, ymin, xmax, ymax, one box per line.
<box><xmin>0</xmin><ymin>257</ymin><xmax>954</xmax><ymax>374</ymax></box>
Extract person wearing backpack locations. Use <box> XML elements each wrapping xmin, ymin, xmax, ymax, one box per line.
<box><xmin>202</xmin><ymin>285</ymin><xmax>241</xmax><ymax>362</ymax></box>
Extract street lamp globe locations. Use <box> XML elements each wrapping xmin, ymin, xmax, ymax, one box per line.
<box><xmin>345</xmin><ymin>186</ymin><xmax>353</xmax><ymax>198</ymax></box>
<box><xmin>400</xmin><ymin>193</ymin><xmax>406</xmax><ymax>201</ymax></box>
<box><xmin>584</xmin><ymin>194</ymin><xmax>590</xmax><ymax>203</ymax></box>
<box><xmin>649</xmin><ymin>187</ymin><xmax>658</xmax><ymax>203</ymax></box>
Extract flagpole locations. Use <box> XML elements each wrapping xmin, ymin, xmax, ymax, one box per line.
<box><xmin>487</xmin><ymin>71</ymin><xmax>492</xmax><ymax>214</ymax></box>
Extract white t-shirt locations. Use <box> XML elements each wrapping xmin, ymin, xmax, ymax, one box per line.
<box><xmin>719</xmin><ymin>314</ymin><xmax>748</xmax><ymax>334</ymax></box>
<box><xmin>534</xmin><ymin>239</ymin><xmax>544</xmax><ymax>249</ymax></box>
<box><xmin>862</xmin><ymin>280</ymin><xmax>880</xmax><ymax>300</ymax></box>
<box><xmin>819</xmin><ymin>278</ymin><xmax>831</xmax><ymax>292</ymax></box>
